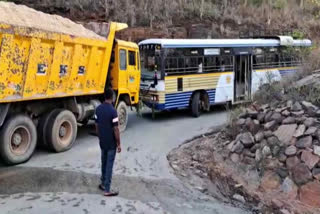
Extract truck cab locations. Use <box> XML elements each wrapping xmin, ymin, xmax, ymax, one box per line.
<box><xmin>110</xmin><ymin>40</ymin><xmax>141</xmax><ymax>131</ymax></box>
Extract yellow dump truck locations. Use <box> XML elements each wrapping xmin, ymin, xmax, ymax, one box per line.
<box><xmin>0</xmin><ymin>22</ymin><xmax>141</xmax><ymax>165</ymax></box>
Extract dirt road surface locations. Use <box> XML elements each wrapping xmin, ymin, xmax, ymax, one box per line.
<box><xmin>0</xmin><ymin>108</ymin><xmax>250</xmax><ymax>214</ymax></box>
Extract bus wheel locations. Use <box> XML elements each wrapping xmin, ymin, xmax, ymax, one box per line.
<box><xmin>117</xmin><ymin>101</ymin><xmax>128</xmax><ymax>132</ymax></box>
<box><xmin>191</xmin><ymin>92</ymin><xmax>201</xmax><ymax>118</ymax></box>
<box><xmin>46</xmin><ymin>109</ymin><xmax>77</xmax><ymax>153</ymax></box>
<box><xmin>0</xmin><ymin>114</ymin><xmax>37</xmax><ymax>165</ymax></box>
<box><xmin>37</xmin><ymin>109</ymin><xmax>60</xmax><ymax>148</ymax></box>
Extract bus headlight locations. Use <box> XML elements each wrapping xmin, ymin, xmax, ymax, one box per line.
<box><xmin>152</xmin><ymin>95</ymin><xmax>159</xmax><ymax>102</ymax></box>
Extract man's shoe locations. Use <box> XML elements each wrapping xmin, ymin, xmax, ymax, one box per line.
<box><xmin>103</xmin><ymin>192</ymin><xmax>119</xmax><ymax>197</ymax></box>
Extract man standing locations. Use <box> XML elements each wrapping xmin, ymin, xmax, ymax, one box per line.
<box><xmin>95</xmin><ymin>88</ymin><xmax>121</xmax><ymax>197</ymax></box>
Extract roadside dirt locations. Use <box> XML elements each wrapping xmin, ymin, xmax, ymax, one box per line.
<box><xmin>167</xmin><ymin>128</ymin><xmax>319</xmax><ymax>214</ymax></box>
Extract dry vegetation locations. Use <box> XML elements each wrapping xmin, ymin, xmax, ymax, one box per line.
<box><xmin>9</xmin><ymin>0</ymin><xmax>320</xmax><ymax>38</ymax></box>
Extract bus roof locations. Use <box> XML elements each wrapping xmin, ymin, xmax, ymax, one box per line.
<box><xmin>139</xmin><ymin>38</ymin><xmax>312</xmax><ymax>48</ymax></box>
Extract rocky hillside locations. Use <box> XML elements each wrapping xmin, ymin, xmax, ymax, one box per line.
<box><xmin>9</xmin><ymin>0</ymin><xmax>320</xmax><ymax>42</ymax></box>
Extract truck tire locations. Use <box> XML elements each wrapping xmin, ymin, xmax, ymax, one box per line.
<box><xmin>191</xmin><ymin>92</ymin><xmax>201</xmax><ymax>118</ymax></box>
<box><xmin>117</xmin><ymin>101</ymin><xmax>128</xmax><ymax>132</ymax></box>
<box><xmin>0</xmin><ymin>114</ymin><xmax>37</xmax><ymax>165</ymax></box>
<box><xmin>37</xmin><ymin>109</ymin><xmax>60</xmax><ymax>148</ymax></box>
<box><xmin>46</xmin><ymin>109</ymin><xmax>77</xmax><ymax>153</ymax></box>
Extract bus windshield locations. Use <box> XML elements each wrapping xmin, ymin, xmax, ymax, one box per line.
<box><xmin>140</xmin><ymin>44</ymin><xmax>161</xmax><ymax>80</ymax></box>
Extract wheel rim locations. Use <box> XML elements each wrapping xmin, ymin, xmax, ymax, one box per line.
<box><xmin>9</xmin><ymin>126</ymin><xmax>31</xmax><ymax>156</ymax></box>
<box><xmin>57</xmin><ymin>120</ymin><xmax>72</xmax><ymax>146</ymax></box>
<box><xmin>118</xmin><ymin>106</ymin><xmax>127</xmax><ymax>127</ymax></box>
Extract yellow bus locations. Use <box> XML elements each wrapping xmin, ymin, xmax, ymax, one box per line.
<box><xmin>139</xmin><ymin>37</ymin><xmax>311</xmax><ymax>116</ymax></box>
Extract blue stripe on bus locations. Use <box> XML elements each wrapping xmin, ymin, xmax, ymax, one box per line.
<box><xmin>165</xmin><ymin>91</ymin><xmax>192</xmax><ymax>109</ymax></box>
<box><xmin>279</xmin><ymin>69</ymin><xmax>297</xmax><ymax>76</ymax></box>
<box><xmin>165</xmin><ymin>89</ymin><xmax>216</xmax><ymax>110</ymax></box>
<box><xmin>143</xmin><ymin>89</ymin><xmax>217</xmax><ymax>110</ymax></box>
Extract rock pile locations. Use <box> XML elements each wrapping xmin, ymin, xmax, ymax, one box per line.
<box><xmin>227</xmin><ymin>100</ymin><xmax>320</xmax><ymax>208</ymax></box>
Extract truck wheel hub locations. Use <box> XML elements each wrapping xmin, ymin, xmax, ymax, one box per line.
<box><xmin>59</xmin><ymin>126</ymin><xmax>66</xmax><ymax>137</ymax></box>
<box><xmin>12</xmin><ymin>133</ymin><xmax>22</xmax><ymax>146</ymax></box>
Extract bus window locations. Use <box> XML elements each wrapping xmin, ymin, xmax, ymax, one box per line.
<box><xmin>120</xmin><ymin>49</ymin><xmax>127</xmax><ymax>70</ymax></box>
<box><xmin>129</xmin><ymin>51</ymin><xmax>136</xmax><ymax>66</ymax></box>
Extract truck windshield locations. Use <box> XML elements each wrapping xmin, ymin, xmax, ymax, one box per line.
<box><xmin>140</xmin><ymin>44</ymin><xmax>162</xmax><ymax>80</ymax></box>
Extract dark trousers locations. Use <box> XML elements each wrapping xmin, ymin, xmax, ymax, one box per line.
<box><xmin>101</xmin><ymin>149</ymin><xmax>116</xmax><ymax>192</ymax></box>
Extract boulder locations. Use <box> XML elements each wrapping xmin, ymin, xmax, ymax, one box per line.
<box><xmin>264</xmin><ymin>111</ymin><xmax>274</xmax><ymax>122</ymax></box>
<box><xmin>232</xmin><ymin>194</ymin><xmax>246</xmax><ymax>203</ymax></box>
<box><xmin>285</xmin><ymin>145</ymin><xmax>297</xmax><ymax>156</ymax></box>
<box><xmin>237</xmin><ymin>132</ymin><xmax>255</xmax><ymax>148</ymax></box>
<box><xmin>291</xmin><ymin>101</ymin><xmax>302</xmax><ymax>111</ymax></box>
<box><xmin>291</xmin><ymin>110</ymin><xmax>304</xmax><ymax>117</ymax></box>
<box><xmin>286</xmin><ymin>156</ymin><xmax>301</xmax><ymax>170</ymax></box>
<box><xmin>293</xmin><ymin>124</ymin><xmax>306</xmax><ymax>138</ymax></box>
<box><xmin>227</xmin><ymin>141</ymin><xmax>236</xmax><ymax>151</ymax></box>
<box><xmin>299</xmin><ymin>181</ymin><xmax>320</xmax><ymax>208</ymax></box>
<box><xmin>304</xmin><ymin>118</ymin><xmax>316</xmax><ymax>127</ymax></box>
<box><xmin>236</xmin><ymin>118</ymin><xmax>246</xmax><ymax>126</ymax></box>
<box><xmin>231</xmin><ymin>141</ymin><xmax>244</xmax><ymax>154</ymax></box>
<box><xmin>280</xmin><ymin>177</ymin><xmax>298</xmax><ymax>199</ymax></box>
<box><xmin>316</xmin><ymin>129</ymin><xmax>320</xmax><ymax>141</ymax></box>
<box><xmin>260</xmin><ymin>171</ymin><xmax>281</xmax><ymax>192</ymax></box>
<box><xmin>255</xmin><ymin>149</ymin><xmax>262</xmax><ymax>162</ymax></box>
<box><xmin>264</xmin><ymin>120</ymin><xmax>277</xmax><ymax>130</ymax></box>
<box><xmin>274</xmin><ymin>124</ymin><xmax>297</xmax><ymax>145</ymax></box>
<box><xmin>250</xmin><ymin>143</ymin><xmax>261</xmax><ymax>153</ymax></box>
<box><xmin>262</xmin><ymin>146</ymin><xmax>271</xmax><ymax>157</ymax></box>
<box><xmin>281</xmin><ymin>110</ymin><xmax>291</xmax><ymax>117</ymax></box>
<box><xmin>267</xmin><ymin>136</ymin><xmax>281</xmax><ymax>146</ymax></box>
<box><xmin>246</xmin><ymin>109</ymin><xmax>258</xmax><ymax>119</ymax></box>
<box><xmin>272</xmin><ymin>145</ymin><xmax>281</xmax><ymax>156</ymax></box>
<box><xmin>296</xmin><ymin>136</ymin><xmax>313</xmax><ymax>149</ymax></box>
<box><xmin>301</xmin><ymin>101</ymin><xmax>318</xmax><ymax>112</ymax></box>
<box><xmin>271</xmin><ymin>112</ymin><xmax>283</xmax><ymax>123</ymax></box>
<box><xmin>230</xmin><ymin>153</ymin><xmax>240</xmax><ymax>163</ymax></box>
<box><xmin>279</xmin><ymin>152</ymin><xmax>287</xmax><ymax>163</ymax></box>
<box><xmin>314</xmin><ymin>145</ymin><xmax>320</xmax><ymax>157</ymax></box>
<box><xmin>305</xmin><ymin>126</ymin><xmax>318</xmax><ymax>136</ymax></box>
<box><xmin>257</xmin><ymin>112</ymin><xmax>266</xmax><ymax>123</ymax></box>
<box><xmin>254</xmin><ymin>131</ymin><xmax>264</xmax><ymax>142</ymax></box>
<box><xmin>301</xmin><ymin>150</ymin><xmax>320</xmax><ymax>170</ymax></box>
<box><xmin>276</xmin><ymin>167</ymin><xmax>289</xmax><ymax>179</ymax></box>
<box><xmin>264</xmin><ymin>130</ymin><xmax>273</xmax><ymax>138</ymax></box>
<box><xmin>312</xmin><ymin>168</ymin><xmax>320</xmax><ymax>180</ymax></box>
<box><xmin>282</xmin><ymin>117</ymin><xmax>295</xmax><ymax>124</ymax></box>
<box><xmin>287</xmin><ymin>100</ymin><xmax>293</xmax><ymax>108</ymax></box>
<box><xmin>243</xmin><ymin>149</ymin><xmax>255</xmax><ymax>158</ymax></box>
<box><xmin>292</xmin><ymin>163</ymin><xmax>313</xmax><ymax>185</ymax></box>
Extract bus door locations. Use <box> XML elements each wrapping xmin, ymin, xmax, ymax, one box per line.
<box><xmin>234</xmin><ymin>52</ymin><xmax>252</xmax><ymax>103</ymax></box>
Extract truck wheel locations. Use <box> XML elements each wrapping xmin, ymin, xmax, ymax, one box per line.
<box><xmin>0</xmin><ymin>114</ymin><xmax>37</xmax><ymax>165</ymax></box>
<box><xmin>191</xmin><ymin>92</ymin><xmax>201</xmax><ymax>118</ymax></box>
<box><xmin>46</xmin><ymin>109</ymin><xmax>77</xmax><ymax>153</ymax></box>
<box><xmin>117</xmin><ymin>101</ymin><xmax>128</xmax><ymax>132</ymax></box>
<box><xmin>37</xmin><ymin>109</ymin><xmax>60</xmax><ymax>148</ymax></box>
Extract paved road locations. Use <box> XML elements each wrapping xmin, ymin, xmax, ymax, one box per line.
<box><xmin>0</xmin><ymin>108</ymin><xmax>249</xmax><ymax>214</ymax></box>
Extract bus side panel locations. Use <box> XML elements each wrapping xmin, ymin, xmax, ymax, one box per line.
<box><xmin>214</xmin><ymin>73</ymin><xmax>234</xmax><ymax>103</ymax></box>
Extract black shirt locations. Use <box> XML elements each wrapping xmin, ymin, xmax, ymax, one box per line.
<box><xmin>95</xmin><ymin>103</ymin><xmax>118</xmax><ymax>151</ymax></box>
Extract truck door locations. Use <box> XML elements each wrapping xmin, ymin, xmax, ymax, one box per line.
<box><xmin>127</xmin><ymin>49</ymin><xmax>138</xmax><ymax>93</ymax></box>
